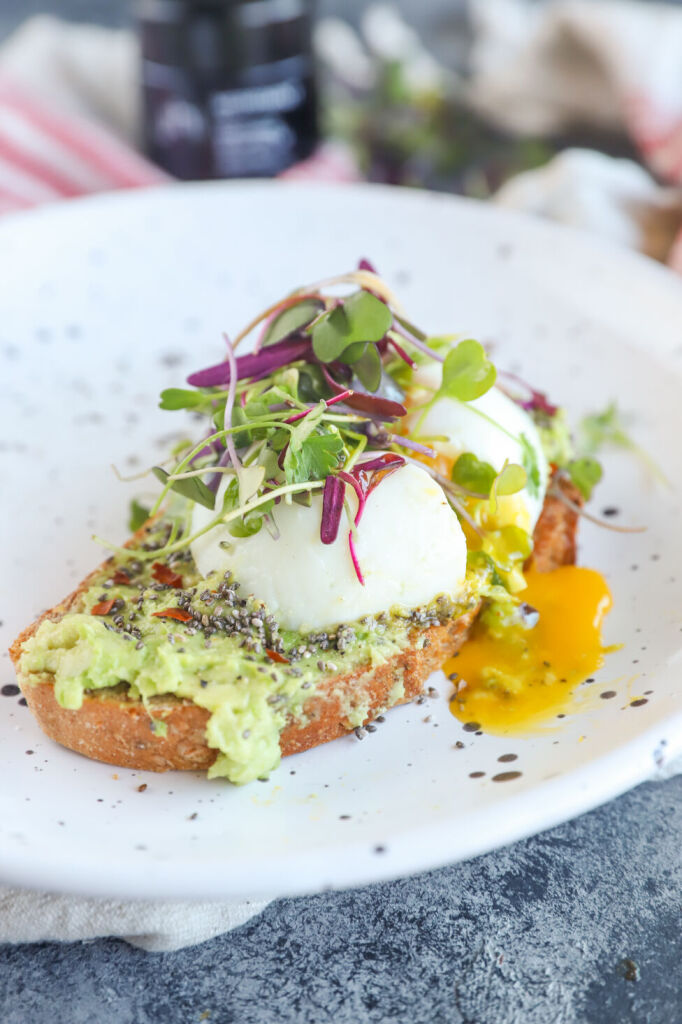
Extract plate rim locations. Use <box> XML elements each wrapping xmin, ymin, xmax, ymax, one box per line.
<box><xmin>2</xmin><ymin>179</ymin><xmax>681</xmax><ymax>900</ymax></box>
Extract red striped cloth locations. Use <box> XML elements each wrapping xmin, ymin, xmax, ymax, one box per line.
<box><xmin>0</xmin><ymin>75</ymin><xmax>168</xmax><ymax>211</ymax></box>
<box><xmin>0</xmin><ymin>75</ymin><xmax>358</xmax><ymax>213</ymax></box>
<box><xmin>0</xmin><ymin>73</ymin><xmax>678</xmax><ymax>272</ymax></box>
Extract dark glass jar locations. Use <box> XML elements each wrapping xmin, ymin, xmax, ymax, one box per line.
<box><xmin>139</xmin><ymin>0</ymin><xmax>318</xmax><ymax>180</ymax></box>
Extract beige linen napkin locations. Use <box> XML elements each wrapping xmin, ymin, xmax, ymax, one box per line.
<box><xmin>0</xmin><ymin>888</ymin><xmax>271</xmax><ymax>952</ymax></box>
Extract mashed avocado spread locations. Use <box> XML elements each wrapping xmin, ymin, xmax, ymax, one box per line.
<box><xmin>20</xmin><ymin>518</ymin><xmax>482</xmax><ymax>783</ymax></box>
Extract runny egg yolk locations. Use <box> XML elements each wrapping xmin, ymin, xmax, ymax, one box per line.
<box><xmin>447</xmin><ymin>566</ymin><xmax>612</xmax><ymax>732</ymax></box>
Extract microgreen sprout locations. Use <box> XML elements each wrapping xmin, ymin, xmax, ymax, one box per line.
<box><xmin>579</xmin><ymin>402</ymin><xmax>668</xmax><ymax>486</ymax></box>
<box><xmin>101</xmin><ymin>264</ymin><xmax>611</xmax><ymax>594</ymax></box>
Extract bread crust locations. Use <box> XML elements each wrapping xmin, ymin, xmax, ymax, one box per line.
<box><xmin>9</xmin><ymin>478</ymin><xmax>581</xmax><ymax>774</ymax></box>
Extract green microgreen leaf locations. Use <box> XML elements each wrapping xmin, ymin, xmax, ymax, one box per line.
<box><xmin>238</xmin><ymin>464</ymin><xmax>266</xmax><ymax>506</ymax></box>
<box><xmin>259</xmin><ymin>447</ymin><xmax>281</xmax><ymax>480</ymax></box>
<box><xmin>423</xmin><ymin>335</ymin><xmax>458</xmax><ymax>356</ymax></box>
<box><xmin>262</xmin><ymin>299</ymin><xmax>323</xmax><ymax>347</ymax></box>
<box><xmin>297</xmin><ymin>365</ymin><xmax>330</xmax><ymax>403</ymax></box>
<box><xmin>128</xmin><ymin>498</ymin><xmax>151</xmax><ymax>532</ymax></box>
<box><xmin>170</xmin><ymin>438</ymin><xmax>194</xmax><ymax>458</ymax></box>
<box><xmin>284</xmin><ymin>431</ymin><xmax>344</xmax><ymax>485</ymax></box>
<box><xmin>269</xmin><ymin>428</ymin><xmax>290</xmax><ymax>453</ymax></box>
<box><xmin>292</xmin><ymin>490</ymin><xmax>313</xmax><ymax>507</ymax></box>
<box><xmin>221</xmin><ymin>477</ymin><xmax>271</xmax><ymax>538</ymax></box>
<box><xmin>519</xmin><ymin>434</ymin><xmax>541</xmax><ymax>498</ymax></box>
<box><xmin>452</xmin><ymin>453</ymin><xmax>496</xmax><ymax>496</ymax></box>
<box><xmin>353</xmin><ymin>342</ymin><xmax>383</xmax><ymax>392</ymax></box>
<box><xmin>394</xmin><ymin>314</ymin><xmax>426</xmax><ymax>342</ymax></box>
<box><xmin>579</xmin><ymin>402</ymin><xmax>633</xmax><ymax>455</ymax></box>
<box><xmin>338</xmin><ymin>341</ymin><xmax>368</xmax><ymax>364</ymax></box>
<box><xmin>493</xmin><ymin>462</ymin><xmax>527</xmax><ymax>497</ymax></box>
<box><xmin>311</xmin><ymin>290</ymin><xmax>392</xmax><ymax>362</ymax></box>
<box><xmin>567</xmin><ymin>457</ymin><xmax>603</xmax><ymax>500</ymax></box>
<box><xmin>438</xmin><ymin>339</ymin><xmax>496</xmax><ymax>402</ymax></box>
<box><xmin>152</xmin><ymin>466</ymin><xmax>216</xmax><ymax>511</ymax></box>
<box><xmin>159</xmin><ymin>388</ymin><xmax>208</xmax><ymax>411</ymax></box>
<box><xmin>228</xmin><ymin>517</ymin><xmax>263</xmax><ymax>539</ymax></box>
<box><xmin>230</xmin><ymin>400</ymin><xmax>271</xmax><ymax>447</ymax></box>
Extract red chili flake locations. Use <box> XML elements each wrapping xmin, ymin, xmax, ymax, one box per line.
<box><xmin>151</xmin><ymin>608</ymin><xmax>193</xmax><ymax>622</ymax></box>
<box><xmin>266</xmin><ymin>649</ymin><xmax>289</xmax><ymax>664</ymax></box>
<box><xmin>151</xmin><ymin>562</ymin><xmax>184</xmax><ymax>588</ymax></box>
<box><xmin>91</xmin><ymin>600</ymin><xmax>116</xmax><ymax>616</ymax></box>
<box><xmin>112</xmin><ymin>568</ymin><xmax>132</xmax><ymax>585</ymax></box>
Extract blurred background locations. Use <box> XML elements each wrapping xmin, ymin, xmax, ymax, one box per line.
<box><xmin>0</xmin><ymin>0</ymin><xmax>681</xmax><ymax>267</ymax></box>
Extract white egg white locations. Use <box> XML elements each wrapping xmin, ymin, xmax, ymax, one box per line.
<box><xmin>409</xmin><ymin>363</ymin><xmax>548</xmax><ymax>530</ymax></box>
<box><xmin>190</xmin><ymin>461</ymin><xmax>467</xmax><ymax>632</ymax></box>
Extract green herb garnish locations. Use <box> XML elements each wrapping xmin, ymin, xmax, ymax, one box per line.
<box><xmin>566</xmin><ymin>457</ymin><xmax>603</xmax><ymax>501</ymax></box>
<box><xmin>128</xmin><ymin>499</ymin><xmax>151</xmax><ymax>533</ymax></box>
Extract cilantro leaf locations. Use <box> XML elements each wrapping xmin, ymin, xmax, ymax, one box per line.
<box><xmin>519</xmin><ymin>434</ymin><xmax>541</xmax><ymax>498</ymax></box>
<box><xmin>152</xmin><ymin>466</ymin><xmax>216</xmax><ymax>510</ymax></box>
<box><xmin>567</xmin><ymin>457</ymin><xmax>603</xmax><ymax>500</ymax></box>
<box><xmin>128</xmin><ymin>498</ymin><xmax>150</xmax><ymax>532</ymax></box>
<box><xmin>311</xmin><ymin>290</ymin><xmax>391</xmax><ymax>362</ymax></box>
<box><xmin>438</xmin><ymin>340</ymin><xmax>496</xmax><ymax>402</ymax></box>
<box><xmin>284</xmin><ymin>431</ymin><xmax>344</xmax><ymax>485</ymax></box>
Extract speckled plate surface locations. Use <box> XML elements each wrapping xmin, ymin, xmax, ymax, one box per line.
<box><xmin>2</xmin><ymin>182</ymin><xmax>682</xmax><ymax>900</ymax></box>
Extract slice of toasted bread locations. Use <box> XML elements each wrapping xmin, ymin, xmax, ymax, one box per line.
<box><xmin>9</xmin><ymin>478</ymin><xmax>581</xmax><ymax>774</ymax></box>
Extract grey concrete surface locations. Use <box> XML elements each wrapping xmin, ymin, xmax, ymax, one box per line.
<box><xmin>1</xmin><ymin>3</ymin><xmax>681</xmax><ymax>1021</ymax></box>
<box><xmin>1</xmin><ymin>775</ymin><xmax>681</xmax><ymax>1023</ymax></box>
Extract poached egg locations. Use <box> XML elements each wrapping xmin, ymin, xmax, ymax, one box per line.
<box><xmin>190</xmin><ymin>460</ymin><xmax>467</xmax><ymax>632</ymax></box>
<box><xmin>409</xmin><ymin>363</ymin><xmax>549</xmax><ymax>532</ymax></box>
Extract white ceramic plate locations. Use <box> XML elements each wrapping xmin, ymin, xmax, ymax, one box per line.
<box><xmin>2</xmin><ymin>182</ymin><xmax>681</xmax><ymax>900</ymax></box>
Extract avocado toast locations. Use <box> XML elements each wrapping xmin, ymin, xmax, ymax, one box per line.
<box><xmin>10</xmin><ymin>266</ymin><xmax>592</xmax><ymax>784</ymax></box>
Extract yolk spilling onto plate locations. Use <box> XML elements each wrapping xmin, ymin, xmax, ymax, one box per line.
<box><xmin>447</xmin><ymin>566</ymin><xmax>612</xmax><ymax>732</ymax></box>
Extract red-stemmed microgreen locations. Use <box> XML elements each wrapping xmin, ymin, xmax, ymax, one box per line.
<box><xmin>321</xmin><ymin>475</ymin><xmax>345</xmax><ymax>545</ymax></box>
<box><xmin>498</xmin><ymin>370</ymin><xmax>559</xmax><ymax>417</ymax></box>
<box><xmin>107</xmin><ymin>265</ymin><xmax>603</xmax><ymax>592</ymax></box>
